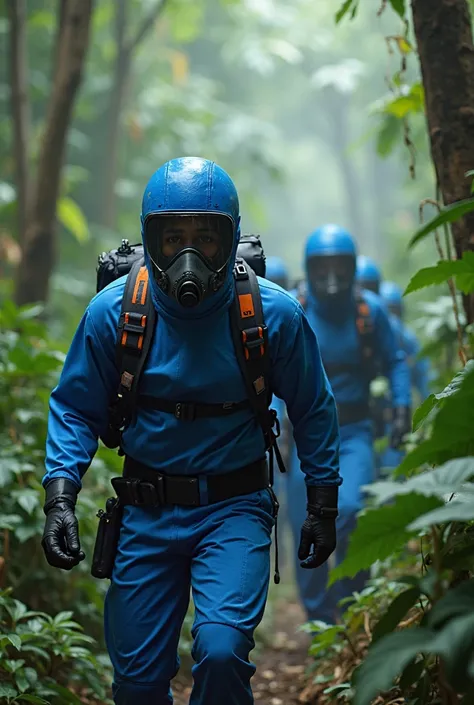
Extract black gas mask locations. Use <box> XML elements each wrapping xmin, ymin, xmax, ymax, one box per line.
<box><xmin>144</xmin><ymin>213</ymin><xmax>234</xmax><ymax>308</ymax></box>
<box><xmin>307</xmin><ymin>254</ymin><xmax>355</xmax><ymax>300</ymax></box>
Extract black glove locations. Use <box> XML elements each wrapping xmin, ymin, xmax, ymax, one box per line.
<box><xmin>390</xmin><ymin>406</ymin><xmax>411</xmax><ymax>449</ymax></box>
<box><xmin>298</xmin><ymin>485</ymin><xmax>338</xmax><ymax>569</ymax></box>
<box><xmin>42</xmin><ymin>478</ymin><xmax>85</xmax><ymax>570</ymax></box>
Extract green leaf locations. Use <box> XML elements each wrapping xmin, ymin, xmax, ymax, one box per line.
<box><xmin>353</xmin><ymin>628</ymin><xmax>435</xmax><ymax>705</ymax></box>
<box><xmin>412</xmin><ymin>394</ymin><xmax>437</xmax><ymax>431</ymax></box>
<box><xmin>17</xmin><ymin>490</ymin><xmax>40</xmax><ymax>515</ymax></box>
<box><xmin>409</xmin><ymin>498</ymin><xmax>474</xmax><ymax>530</ymax></box>
<box><xmin>329</xmin><ymin>494</ymin><xmax>442</xmax><ymax>585</ymax></box>
<box><xmin>376</xmin><ymin>115</ymin><xmax>401</xmax><ymax>157</ymax></box>
<box><xmin>365</xmin><ymin>457</ymin><xmax>474</xmax><ymax>506</ymax></box>
<box><xmin>389</xmin><ymin>0</ymin><xmax>405</xmax><ymax>18</ymax></box>
<box><xmin>335</xmin><ymin>0</ymin><xmax>357</xmax><ymax>24</ymax></box>
<box><xmin>399</xmin><ymin>658</ymin><xmax>425</xmax><ymax>692</ymax></box>
<box><xmin>428</xmin><ymin>579</ymin><xmax>474</xmax><ymax>629</ymax></box>
<box><xmin>372</xmin><ymin>588</ymin><xmax>420</xmax><ymax>643</ymax></box>
<box><xmin>7</xmin><ymin>633</ymin><xmax>22</xmax><ymax>650</ymax></box>
<box><xmin>409</xmin><ymin>198</ymin><xmax>474</xmax><ymax>249</ymax></box>
<box><xmin>17</xmin><ymin>696</ymin><xmax>50</xmax><ymax>704</ymax></box>
<box><xmin>57</xmin><ymin>197</ymin><xmax>89</xmax><ymax>243</ymax></box>
<box><xmin>404</xmin><ymin>253</ymin><xmax>474</xmax><ymax>295</ymax></box>
<box><xmin>16</xmin><ymin>670</ymin><xmax>30</xmax><ymax>693</ymax></box>
<box><xmin>0</xmin><ymin>684</ymin><xmax>18</xmax><ymax>698</ymax></box>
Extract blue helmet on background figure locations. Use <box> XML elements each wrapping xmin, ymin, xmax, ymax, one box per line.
<box><xmin>265</xmin><ymin>256</ymin><xmax>289</xmax><ymax>290</ymax></box>
<box><xmin>356</xmin><ymin>255</ymin><xmax>381</xmax><ymax>294</ymax></box>
<box><xmin>141</xmin><ymin>157</ymin><xmax>240</xmax><ymax>311</ymax></box>
<box><xmin>380</xmin><ymin>281</ymin><xmax>404</xmax><ymax>318</ymax></box>
<box><xmin>305</xmin><ymin>224</ymin><xmax>357</xmax><ymax>301</ymax></box>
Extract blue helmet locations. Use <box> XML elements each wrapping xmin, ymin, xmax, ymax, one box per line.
<box><xmin>140</xmin><ymin>157</ymin><xmax>240</xmax><ymax>314</ymax></box>
<box><xmin>265</xmin><ymin>256</ymin><xmax>289</xmax><ymax>290</ymax></box>
<box><xmin>305</xmin><ymin>224</ymin><xmax>357</xmax><ymax>301</ymax></box>
<box><xmin>356</xmin><ymin>255</ymin><xmax>381</xmax><ymax>294</ymax></box>
<box><xmin>380</xmin><ymin>280</ymin><xmax>403</xmax><ymax>318</ymax></box>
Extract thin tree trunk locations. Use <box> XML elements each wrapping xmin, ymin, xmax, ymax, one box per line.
<box><xmin>411</xmin><ymin>0</ymin><xmax>474</xmax><ymax>324</ymax></box>
<box><xmin>14</xmin><ymin>0</ymin><xmax>94</xmax><ymax>307</ymax></box>
<box><xmin>99</xmin><ymin>0</ymin><xmax>168</xmax><ymax>230</ymax></box>
<box><xmin>7</xmin><ymin>0</ymin><xmax>30</xmax><ymax>248</ymax></box>
<box><xmin>327</xmin><ymin>92</ymin><xmax>364</xmax><ymax>240</ymax></box>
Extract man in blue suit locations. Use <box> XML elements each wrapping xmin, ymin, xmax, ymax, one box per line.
<box><xmin>41</xmin><ymin>158</ymin><xmax>341</xmax><ymax>705</ymax></box>
<box><xmin>287</xmin><ymin>225</ymin><xmax>411</xmax><ymax>623</ymax></box>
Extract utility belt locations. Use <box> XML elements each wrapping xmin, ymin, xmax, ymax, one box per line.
<box><xmin>91</xmin><ymin>456</ymin><xmax>273</xmax><ymax>581</ymax></box>
<box><xmin>336</xmin><ymin>402</ymin><xmax>371</xmax><ymax>427</ymax></box>
<box><xmin>115</xmin><ymin>456</ymin><xmax>270</xmax><ymax>507</ymax></box>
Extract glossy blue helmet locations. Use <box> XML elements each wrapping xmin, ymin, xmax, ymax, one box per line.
<box><xmin>356</xmin><ymin>255</ymin><xmax>381</xmax><ymax>294</ymax></box>
<box><xmin>305</xmin><ymin>224</ymin><xmax>357</xmax><ymax>300</ymax></box>
<box><xmin>140</xmin><ymin>157</ymin><xmax>240</xmax><ymax>312</ymax></box>
<box><xmin>380</xmin><ymin>281</ymin><xmax>404</xmax><ymax>318</ymax></box>
<box><xmin>265</xmin><ymin>256</ymin><xmax>289</xmax><ymax>290</ymax></box>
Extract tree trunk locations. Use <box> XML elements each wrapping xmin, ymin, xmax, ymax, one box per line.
<box><xmin>99</xmin><ymin>0</ymin><xmax>168</xmax><ymax>230</ymax></box>
<box><xmin>411</xmin><ymin>0</ymin><xmax>474</xmax><ymax>324</ymax></box>
<box><xmin>7</xmin><ymin>0</ymin><xmax>31</xmax><ymax>248</ymax></box>
<box><xmin>326</xmin><ymin>91</ymin><xmax>364</xmax><ymax>240</ymax></box>
<box><xmin>14</xmin><ymin>0</ymin><xmax>94</xmax><ymax>307</ymax></box>
<box><xmin>101</xmin><ymin>0</ymin><xmax>131</xmax><ymax>231</ymax></box>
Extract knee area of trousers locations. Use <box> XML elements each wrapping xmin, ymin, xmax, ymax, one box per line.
<box><xmin>192</xmin><ymin>623</ymin><xmax>252</xmax><ymax>667</ymax></box>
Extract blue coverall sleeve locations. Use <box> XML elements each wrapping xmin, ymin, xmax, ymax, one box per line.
<box><xmin>374</xmin><ymin>304</ymin><xmax>411</xmax><ymax>408</ymax></box>
<box><xmin>271</xmin><ymin>305</ymin><xmax>341</xmax><ymax>487</ymax></box>
<box><xmin>43</xmin><ymin>308</ymin><xmax>119</xmax><ymax>489</ymax></box>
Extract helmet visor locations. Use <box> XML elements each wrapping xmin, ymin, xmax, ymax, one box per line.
<box><xmin>144</xmin><ymin>213</ymin><xmax>234</xmax><ymax>272</ymax></box>
<box><xmin>307</xmin><ymin>254</ymin><xmax>355</xmax><ymax>297</ymax></box>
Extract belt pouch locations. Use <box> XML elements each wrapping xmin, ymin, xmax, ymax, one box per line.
<box><xmin>91</xmin><ymin>496</ymin><xmax>123</xmax><ymax>579</ymax></box>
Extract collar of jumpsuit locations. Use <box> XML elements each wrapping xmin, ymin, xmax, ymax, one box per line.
<box><xmin>140</xmin><ymin>156</ymin><xmax>241</xmax><ymax>321</ymax></box>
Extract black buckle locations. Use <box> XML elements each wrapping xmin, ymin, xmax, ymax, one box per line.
<box><xmin>242</xmin><ymin>325</ymin><xmax>267</xmax><ymax>360</ymax></box>
<box><xmin>129</xmin><ymin>478</ymin><xmax>165</xmax><ymax>506</ymax></box>
<box><xmin>119</xmin><ymin>311</ymin><xmax>146</xmax><ymax>336</ymax></box>
<box><xmin>234</xmin><ymin>259</ymin><xmax>248</xmax><ymax>280</ymax></box>
<box><xmin>175</xmin><ymin>402</ymin><xmax>196</xmax><ymax>421</ymax></box>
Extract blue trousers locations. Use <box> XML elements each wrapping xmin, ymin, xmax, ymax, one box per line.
<box><xmin>287</xmin><ymin>420</ymin><xmax>374</xmax><ymax>623</ymax></box>
<box><xmin>104</xmin><ymin>489</ymin><xmax>274</xmax><ymax>705</ymax></box>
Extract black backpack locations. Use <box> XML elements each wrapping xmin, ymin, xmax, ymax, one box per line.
<box><xmin>96</xmin><ymin>235</ymin><xmax>284</xmax><ymax>477</ymax></box>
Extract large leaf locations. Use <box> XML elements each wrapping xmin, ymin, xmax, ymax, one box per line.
<box><xmin>329</xmin><ymin>494</ymin><xmax>442</xmax><ymax>585</ymax></box>
<box><xmin>409</xmin><ymin>198</ymin><xmax>474</xmax><ymax>249</ymax></box>
<box><xmin>372</xmin><ymin>587</ymin><xmax>420</xmax><ymax>643</ymax></box>
<box><xmin>353</xmin><ymin>628</ymin><xmax>436</xmax><ymax>705</ymax></box>
<box><xmin>404</xmin><ymin>253</ymin><xmax>474</xmax><ymax>295</ymax></box>
<box><xmin>365</xmin><ymin>458</ymin><xmax>474</xmax><ymax>506</ymax></box>
<box><xmin>412</xmin><ymin>394</ymin><xmax>437</xmax><ymax>431</ymax></box>
<box><xmin>409</xmin><ymin>497</ymin><xmax>474</xmax><ymax>530</ymax></box>
<box><xmin>57</xmin><ymin>197</ymin><xmax>89</xmax><ymax>243</ymax></box>
<box><xmin>428</xmin><ymin>579</ymin><xmax>474</xmax><ymax>630</ymax></box>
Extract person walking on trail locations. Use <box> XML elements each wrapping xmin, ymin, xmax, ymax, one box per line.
<box><xmin>379</xmin><ymin>280</ymin><xmax>430</xmax><ymax>468</ymax></box>
<box><xmin>355</xmin><ymin>254</ymin><xmax>381</xmax><ymax>295</ymax></box>
<box><xmin>287</xmin><ymin>224</ymin><xmax>411</xmax><ymax>624</ymax></box>
<box><xmin>40</xmin><ymin>157</ymin><xmax>341</xmax><ymax>705</ymax></box>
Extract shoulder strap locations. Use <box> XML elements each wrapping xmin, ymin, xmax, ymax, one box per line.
<box><xmin>229</xmin><ymin>258</ymin><xmax>286</xmax><ymax>475</ymax></box>
<box><xmin>101</xmin><ymin>261</ymin><xmax>156</xmax><ymax>449</ymax></box>
<box><xmin>355</xmin><ymin>288</ymin><xmax>375</xmax><ymax>369</ymax></box>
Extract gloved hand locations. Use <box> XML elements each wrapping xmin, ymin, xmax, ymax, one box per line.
<box><xmin>298</xmin><ymin>485</ymin><xmax>338</xmax><ymax>569</ymax></box>
<box><xmin>42</xmin><ymin>478</ymin><xmax>85</xmax><ymax>570</ymax></box>
<box><xmin>390</xmin><ymin>406</ymin><xmax>411</xmax><ymax>449</ymax></box>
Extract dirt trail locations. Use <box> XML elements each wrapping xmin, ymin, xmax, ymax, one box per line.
<box><xmin>172</xmin><ymin>600</ymin><xmax>311</xmax><ymax>705</ymax></box>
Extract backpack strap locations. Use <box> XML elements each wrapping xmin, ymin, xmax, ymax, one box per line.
<box><xmin>101</xmin><ymin>261</ymin><xmax>156</xmax><ymax>450</ymax></box>
<box><xmin>354</xmin><ymin>288</ymin><xmax>375</xmax><ymax>369</ymax></box>
<box><xmin>229</xmin><ymin>257</ymin><xmax>286</xmax><ymax>477</ymax></box>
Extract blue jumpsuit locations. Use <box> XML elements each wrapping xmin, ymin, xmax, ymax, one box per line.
<box><xmin>287</xmin><ymin>289</ymin><xmax>410</xmax><ymax>622</ymax></box>
<box><xmin>44</xmin><ymin>158</ymin><xmax>340</xmax><ymax>705</ymax></box>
